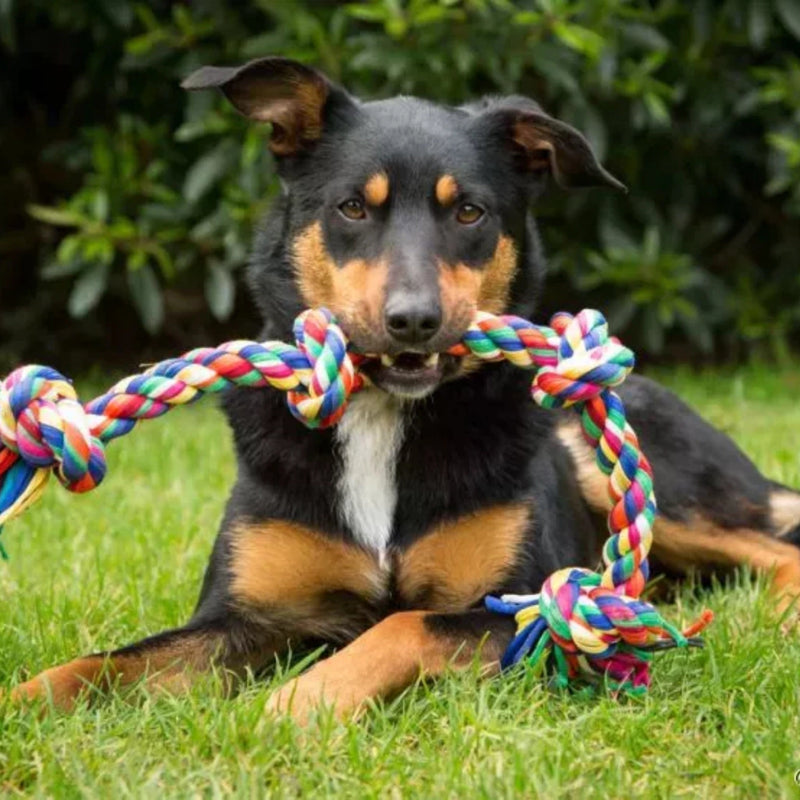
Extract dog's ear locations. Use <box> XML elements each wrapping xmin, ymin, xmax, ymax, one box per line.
<box><xmin>471</xmin><ymin>99</ymin><xmax>625</xmax><ymax>191</ymax></box>
<box><xmin>181</xmin><ymin>57</ymin><xmax>354</xmax><ymax>157</ymax></box>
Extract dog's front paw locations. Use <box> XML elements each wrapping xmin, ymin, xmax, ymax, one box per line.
<box><xmin>265</xmin><ymin>674</ymin><xmax>335</xmax><ymax>725</ymax></box>
<box><xmin>5</xmin><ymin>663</ymin><xmax>93</xmax><ymax>713</ymax></box>
<box><xmin>2</xmin><ymin>676</ymin><xmax>53</xmax><ymax>713</ymax></box>
<box><xmin>265</xmin><ymin>663</ymin><xmax>364</xmax><ymax>725</ymax></box>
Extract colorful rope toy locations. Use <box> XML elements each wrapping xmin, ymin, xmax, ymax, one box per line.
<box><xmin>0</xmin><ymin>306</ymin><xmax>712</xmax><ymax>694</ymax></box>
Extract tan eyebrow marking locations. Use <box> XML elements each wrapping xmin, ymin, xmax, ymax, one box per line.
<box><xmin>435</xmin><ymin>175</ymin><xmax>459</xmax><ymax>206</ymax></box>
<box><xmin>364</xmin><ymin>172</ymin><xmax>390</xmax><ymax>206</ymax></box>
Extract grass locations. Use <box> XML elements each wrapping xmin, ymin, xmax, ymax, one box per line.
<box><xmin>2</xmin><ymin>364</ymin><xmax>800</xmax><ymax>798</ymax></box>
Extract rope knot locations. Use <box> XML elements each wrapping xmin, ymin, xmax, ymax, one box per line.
<box><xmin>0</xmin><ymin>365</ymin><xmax>107</xmax><ymax>493</ymax></box>
<box><xmin>487</xmin><ymin>568</ymin><xmax>712</xmax><ymax>693</ymax></box>
<box><xmin>286</xmin><ymin>308</ymin><xmax>362</xmax><ymax>428</ymax></box>
<box><xmin>532</xmin><ymin>310</ymin><xmax>634</xmax><ymax>410</ymax></box>
<box><xmin>539</xmin><ymin>567</ymin><xmax>666</xmax><ymax>658</ymax></box>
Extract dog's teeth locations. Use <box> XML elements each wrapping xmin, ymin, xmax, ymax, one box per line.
<box><xmin>424</xmin><ymin>353</ymin><xmax>440</xmax><ymax>367</ymax></box>
<box><xmin>381</xmin><ymin>354</ymin><xmax>395</xmax><ymax>367</ymax></box>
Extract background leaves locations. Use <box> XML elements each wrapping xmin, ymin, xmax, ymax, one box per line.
<box><xmin>1</xmin><ymin>0</ymin><xmax>799</xmax><ymax>371</ymax></box>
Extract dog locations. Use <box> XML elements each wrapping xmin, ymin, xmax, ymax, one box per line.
<box><xmin>10</xmin><ymin>57</ymin><xmax>800</xmax><ymax>720</ymax></box>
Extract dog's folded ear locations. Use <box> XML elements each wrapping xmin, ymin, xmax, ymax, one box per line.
<box><xmin>471</xmin><ymin>100</ymin><xmax>625</xmax><ymax>191</ymax></box>
<box><xmin>181</xmin><ymin>57</ymin><xmax>354</xmax><ymax>157</ymax></box>
<box><xmin>509</xmin><ymin>111</ymin><xmax>626</xmax><ymax>191</ymax></box>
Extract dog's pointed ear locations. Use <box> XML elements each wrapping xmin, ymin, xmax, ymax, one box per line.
<box><xmin>472</xmin><ymin>102</ymin><xmax>625</xmax><ymax>191</ymax></box>
<box><xmin>181</xmin><ymin>57</ymin><xmax>355</xmax><ymax>157</ymax></box>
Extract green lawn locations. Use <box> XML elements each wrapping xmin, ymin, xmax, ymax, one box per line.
<box><xmin>2</xmin><ymin>365</ymin><xmax>800</xmax><ymax>798</ymax></box>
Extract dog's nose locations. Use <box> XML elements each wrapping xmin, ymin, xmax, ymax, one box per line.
<box><xmin>384</xmin><ymin>294</ymin><xmax>442</xmax><ymax>344</ymax></box>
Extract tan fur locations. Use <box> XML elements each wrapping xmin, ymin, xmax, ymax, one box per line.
<box><xmin>396</xmin><ymin>504</ymin><xmax>529</xmax><ymax>611</ymax></box>
<box><xmin>10</xmin><ymin>632</ymin><xmax>223</xmax><ymax>712</ymax></box>
<box><xmin>438</xmin><ymin>262</ymin><xmax>481</xmax><ymax>336</ymax></box>
<box><xmin>652</xmin><ymin>517</ymin><xmax>800</xmax><ymax>613</ymax></box>
<box><xmin>364</xmin><ymin>172</ymin><xmax>390</xmax><ymax>206</ymax></box>
<box><xmin>511</xmin><ymin>123</ymin><xmax>554</xmax><ymax>173</ymax></box>
<box><xmin>230</xmin><ymin>520</ymin><xmax>387</xmax><ymax>615</ymax></box>
<box><xmin>244</xmin><ymin>74</ymin><xmax>328</xmax><ymax>156</ymax></box>
<box><xmin>437</xmin><ymin>234</ymin><xmax>518</xmax><ymax>376</ymax></box>
<box><xmin>437</xmin><ymin>235</ymin><xmax>518</xmax><ymax>375</ymax></box>
<box><xmin>438</xmin><ymin>235</ymin><xmax>517</xmax><ymax>319</ymax></box>
<box><xmin>555</xmin><ymin>417</ymin><xmax>611</xmax><ymax>513</ymax></box>
<box><xmin>265</xmin><ymin>610</ymin><xmax>504</xmax><ymax>722</ymax></box>
<box><xmin>770</xmin><ymin>489</ymin><xmax>800</xmax><ymax>537</ymax></box>
<box><xmin>435</xmin><ymin>174</ymin><xmax>459</xmax><ymax>206</ymax></box>
<box><xmin>478</xmin><ymin>235</ymin><xmax>519</xmax><ymax>314</ymax></box>
<box><xmin>292</xmin><ymin>221</ymin><xmax>389</xmax><ymax>338</ymax></box>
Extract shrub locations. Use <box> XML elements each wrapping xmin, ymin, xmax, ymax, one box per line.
<box><xmin>1</xmin><ymin>0</ymin><xmax>799</xmax><ymax>370</ymax></box>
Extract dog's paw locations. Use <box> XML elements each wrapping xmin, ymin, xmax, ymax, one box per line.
<box><xmin>7</xmin><ymin>677</ymin><xmax>50</xmax><ymax>704</ymax></box>
<box><xmin>265</xmin><ymin>664</ymin><xmax>363</xmax><ymax>725</ymax></box>
<box><xmin>4</xmin><ymin>667</ymin><xmax>89</xmax><ymax>713</ymax></box>
<box><xmin>0</xmin><ymin>677</ymin><xmax>50</xmax><ymax>715</ymax></box>
<box><xmin>265</xmin><ymin>676</ymin><xmax>330</xmax><ymax>725</ymax></box>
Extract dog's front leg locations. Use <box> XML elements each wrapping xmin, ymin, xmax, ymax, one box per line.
<box><xmin>265</xmin><ymin>609</ymin><xmax>516</xmax><ymax>723</ymax></box>
<box><xmin>9</xmin><ymin>617</ymin><xmax>284</xmax><ymax>712</ymax></box>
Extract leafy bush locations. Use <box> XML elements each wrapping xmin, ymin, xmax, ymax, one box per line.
<box><xmin>2</xmin><ymin>0</ymin><xmax>799</xmax><ymax>370</ymax></box>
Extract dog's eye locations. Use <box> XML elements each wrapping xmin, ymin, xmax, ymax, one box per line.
<box><xmin>338</xmin><ymin>198</ymin><xmax>367</xmax><ymax>221</ymax></box>
<box><xmin>456</xmin><ymin>203</ymin><xmax>484</xmax><ymax>225</ymax></box>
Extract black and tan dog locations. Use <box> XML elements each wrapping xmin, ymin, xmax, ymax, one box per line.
<box><xmin>11</xmin><ymin>58</ymin><xmax>800</xmax><ymax>719</ymax></box>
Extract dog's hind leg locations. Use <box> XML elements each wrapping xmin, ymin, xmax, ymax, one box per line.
<box><xmin>768</xmin><ymin>484</ymin><xmax>800</xmax><ymax>546</ymax></box>
<box><xmin>265</xmin><ymin>609</ymin><xmax>516</xmax><ymax>723</ymax></box>
<box><xmin>555</xmin><ymin>375</ymin><xmax>800</xmax><ymax>616</ymax></box>
<box><xmin>10</xmin><ymin>616</ymin><xmax>281</xmax><ymax>712</ymax></box>
<box><xmin>655</xmin><ymin>483</ymin><xmax>800</xmax><ymax>613</ymax></box>
<box><xmin>650</xmin><ymin>514</ymin><xmax>800</xmax><ymax>615</ymax></box>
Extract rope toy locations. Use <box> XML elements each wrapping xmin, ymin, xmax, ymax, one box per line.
<box><xmin>0</xmin><ymin>306</ymin><xmax>712</xmax><ymax>693</ymax></box>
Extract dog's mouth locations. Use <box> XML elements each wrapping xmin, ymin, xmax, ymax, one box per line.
<box><xmin>361</xmin><ymin>351</ymin><xmax>462</xmax><ymax>399</ymax></box>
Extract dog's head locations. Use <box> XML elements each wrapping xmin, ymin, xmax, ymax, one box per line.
<box><xmin>183</xmin><ymin>57</ymin><xmax>623</xmax><ymax>398</ymax></box>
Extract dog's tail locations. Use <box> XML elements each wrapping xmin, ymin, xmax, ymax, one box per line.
<box><xmin>769</xmin><ymin>481</ymin><xmax>800</xmax><ymax>546</ymax></box>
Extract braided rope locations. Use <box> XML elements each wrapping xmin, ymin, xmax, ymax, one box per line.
<box><xmin>0</xmin><ymin>306</ymin><xmax>711</xmax><ymax>692</ymax></box>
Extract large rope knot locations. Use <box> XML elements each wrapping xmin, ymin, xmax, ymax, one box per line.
<box><xmin>0</xmin><ymin>365</ymin><xmax>106</xmax><ymax>493</ymax></box>
<box><xmin>487</xmin><ymin>567</ymin><xmax>712</xmax><ymax>694</ymax></box>
<box><xmin>0</xmin><ymin>365</ymin><xmax>107</xmax><ymax>538</ymax></box>
<box><xmin>538</xmin><ymin>566</ymin><xmax>692</xmax><ymax>691</ymax></box>
<box><xmin>538</xmin><ymin>567</ymin><xmax>655</xmax><ymax>658</ymax></box>
<box><xmin>532</xmin><ymin>310</ymin><xmax>635</xmax><ymax>410</ymax></box>
<box><xmin>286</xmin><ymin>308</ymin><xmax>362</xmax><ymax>429</ymax></box>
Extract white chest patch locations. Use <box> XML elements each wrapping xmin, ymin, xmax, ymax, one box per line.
<box><xmin>334</xmin><ymin>391</ymin><xmax>405</xmax><ymax>556</ymax></box>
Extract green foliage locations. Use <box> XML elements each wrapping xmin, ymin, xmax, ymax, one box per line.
<box><xmin>2</xmin><ymin>0</ymin><xmax>799</xmax><ymax>366</ymax></box>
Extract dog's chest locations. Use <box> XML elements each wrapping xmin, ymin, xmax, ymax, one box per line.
<box><xmin>334</xmin><ymin>391</ymin><xmax>405</xmax><ymax>558</ymax></box>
